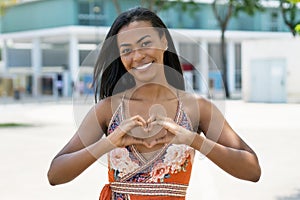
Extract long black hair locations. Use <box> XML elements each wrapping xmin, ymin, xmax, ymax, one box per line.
<box><xmin>93</xmin><ymin>7</ymin><xmax>184</xmax><ymax>102</ymax></box>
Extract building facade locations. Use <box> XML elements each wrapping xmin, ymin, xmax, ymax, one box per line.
<box><xmin>0</xmin><ymin>0</ymin><xmax>295</xmax><ymax>99</ymax></box>
<box><xmin>242</xmin><ymin>38</ymin><xmax>300</xmax><ymax>103</ymax></box>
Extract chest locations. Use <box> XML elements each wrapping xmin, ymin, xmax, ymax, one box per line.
<box><xmin>124</xmin><ymin>99</ymin><xmax>179</xmax><ymax>122</ymax></box>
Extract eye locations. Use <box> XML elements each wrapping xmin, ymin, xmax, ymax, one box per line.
<box><xmin>120</xmin><ymin>48</ymin><xmax>132</xmax><ymax>55</ymax></box>
<box><xmin>141</xmin><ymin>41</ymin><xmax>152</xmax><ymax>48</ymax></box>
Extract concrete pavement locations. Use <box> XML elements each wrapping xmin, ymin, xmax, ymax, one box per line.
<box><xmin>0</xmin><ymin>99</ymin><xmax>300</xmax><ymax>200</ymax></box>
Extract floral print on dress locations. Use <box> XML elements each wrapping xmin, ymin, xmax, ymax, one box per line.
<box><xmin>148</xmin><ymin>144</ymin><xmax>193</xmax><ymax>183</ymax></box>
<box><xmin>164</xmin><ymin>145</ymin><xmax>192</xmax><ymax>173</ymax></box>
<box><xmin>109</xmin><ymin>148</ymin><xmax>140</xmax><ymax>179</ymax></box>
<box><xmin>149</xmin><ymin>162</ymin><xmax>170</xmax><ymax>182</ymax></box>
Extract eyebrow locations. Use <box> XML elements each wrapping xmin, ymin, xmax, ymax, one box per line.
<box><xmin>119</xmin><ymin>35</ymin><xmax>151</xmax><ymax>47</ymax></box>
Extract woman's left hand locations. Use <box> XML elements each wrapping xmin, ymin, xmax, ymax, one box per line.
<box><xmin>148</xmin><ymin>115</ymin><xmax>197</xmax><ymax>147</ymax></box>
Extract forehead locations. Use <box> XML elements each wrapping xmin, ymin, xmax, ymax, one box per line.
<box><xmin>117</xmin><ymin>21</ymin><xmax>159</xmax><ymax>44</ymax></box>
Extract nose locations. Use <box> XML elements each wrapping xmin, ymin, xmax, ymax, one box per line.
<box><xmin>132</xmin><ymin>48</ymin><xmax>145</xmax><ymax>62</ymax></box>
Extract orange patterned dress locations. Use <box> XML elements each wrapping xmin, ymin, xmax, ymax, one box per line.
<box><xmin>100</xmin><ymin>99</ymin><xmax>195</xmax><ymax>200</ymax></box>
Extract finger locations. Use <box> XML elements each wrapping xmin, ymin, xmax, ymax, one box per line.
<box><xmin>124</xmin><ymin>135</ymin><xmax>143</xmax><ymax>146</ymax></box>
<box><xmin>120</xmin><ymin>115</ymin><xmax>147</xmax><ymax>132</ymax></box>
<box><xmin>149</xmin><ymin>137</ymin><xmax>169</xmax><ymax>148</ymax></box>
<box><xmin>155</xmin><ymin>114</ymin><xmax>173</xmax><ymax>121</ymax></box>
<box><xmin>142</xmin><ymin>141</ymin><xmax>152</xmax><ymax>148</ymax></box>
<box><xmin>149</xmin><ymin>134</ymin><xmax>174</xmax><ymax>148</ymax></box>
<box><xmin>131</xmin><ymin>137</ymin><xmax>153</xmax><ymax>148</ymax></box>
<box><xmin>147</xmin><ymin>115</ymin><xmax>156</xmax><ymax>124</ymax></box>
<box><xmin>132</xmin><ymin>115</ymin><xmax>147</xmax><ymax>125</ymax></box>
<box><xmin>152</xmin><ymin>115</ymin><xmax>174</xmax><ymax>126</ymax></box>
<box><xmin>150</xmin><ymin>120</ymin><xmax>175</xmax><ymax>133</ymax></box>
<box><xmin>153</xmin><ymin>114</ymin><xmax>164</xmax><ymax>121</ymax></box>
<box><xmin>145</xmin><ymin>115</ymin><xmax>158</xmax><ymax>132</ymax></box>
<box><xmin>134</xmin><ymin>120</ymin><xmax>145</xmax><ymax>127</ymax></box>
<box><xmin>149</xmin><ymin>116</ymin><xmax>166</xmax><ymax>126</ymax></box>
<box><xmin>142</xmin><ymin>125</ymin><xmax>150</xmax><ymax>133</ymax></box>
<box><xmin>132</xmin><ymin>116</ymin><xmax>149</xmax><ymax>132</ymax></box>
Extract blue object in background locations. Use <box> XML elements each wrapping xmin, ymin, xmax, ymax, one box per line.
<box><xmin>83</xmin><ymin>75</ymin><xmax>93</xmax><ymax>95</ymax></box>
<box><xmin>209</xmin><ymin>71</ymin><xmax>223</xmax><ymax>91</ymax></box>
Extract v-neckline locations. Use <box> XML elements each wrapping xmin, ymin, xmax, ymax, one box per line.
<box><xmin>131</xmin><ymin>143</ymin><xmax>170</xmax><ymax>165</ymax></box>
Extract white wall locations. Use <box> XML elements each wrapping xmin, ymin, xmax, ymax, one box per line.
<box><xmin>242</xmin><ymin>38</ymin><xmax>300</xmax><ymax>103</ymax></box>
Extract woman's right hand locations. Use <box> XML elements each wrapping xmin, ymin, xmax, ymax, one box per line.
<box><xmin>107</xmin><ymin>115</ymin><xmax>149</xmax><ymax>148</ymax></box>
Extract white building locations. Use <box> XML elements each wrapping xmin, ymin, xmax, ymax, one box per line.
<box><xmin>242</xmin><ymin>38</ymin><xmax>300</xmax><ymax>103</ymax></box>
<box><xmin>0</xmin><ymin>0</ymin><xmax>297</xmax><ymax>101</ymax></box>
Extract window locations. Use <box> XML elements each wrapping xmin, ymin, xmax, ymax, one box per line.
<box><xmin>78</xmin><ymin>0</ymin><xmax>105</xmax><ymax>26</ymax></box>
<box><xmin>270</xmin><ymin>12</ymin><xmax>279</xmax><ymax>31</ymax></box>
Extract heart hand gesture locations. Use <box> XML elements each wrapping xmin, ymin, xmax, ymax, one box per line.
<box><xmin>107</xmin><ymin>114</ymin><xmax>197</xmax><ymax>149</ymax></box>
<box><xmin>147</xmin><ymin>115</ymin><xmax>197</xmax><ymax>147</ymax></box>
<box><xmin>107</xmin><ymin>115</ymin><xmax>150</xmax><ymax>148</ymax></box>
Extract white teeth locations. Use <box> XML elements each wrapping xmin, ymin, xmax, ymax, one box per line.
<box><xmin>135</xmin><ymin>62</ymin><xmax>152</xmax><ymax>70</ymax></box>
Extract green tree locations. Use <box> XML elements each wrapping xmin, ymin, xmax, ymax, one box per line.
<box><xmin>296</xmin><ymin>24</ymin><xmax>300</xmax><ymax>34</ymax></box>
<box><xmin>212</xmin><ymin>0</ymin><xmax>264</xmax><ymax>98</ymax></box>
<box><xmin>280</xmin><ymin>0</ymin><xmax>300</xmax><ymax>37</ymax></box>
<box><xmin>288</xmin><ymin>0</ymin><xmax>300</xmax><ymax>3</ymax></box>
<box><xmin>0</xmin><ymin>0</ymin><xmax>18</xmax><ymax>16</ymax></box>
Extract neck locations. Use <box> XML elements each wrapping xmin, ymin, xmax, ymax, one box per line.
<box><xmin>129</xmin><ymin>83</ymin><xmax>177</xmax><ymax>102</ymax></box>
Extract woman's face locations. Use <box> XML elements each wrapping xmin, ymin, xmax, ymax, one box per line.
<box><xmin>117</xmin><ymin>20</ymin><xmax>168</xmax><ymax>83</ymax></box>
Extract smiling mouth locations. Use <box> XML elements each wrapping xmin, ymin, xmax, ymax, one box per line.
<box><xmin>135</xmin><ymin>62</ymin><xmax>153</xmax><ymax>70</ymax></box>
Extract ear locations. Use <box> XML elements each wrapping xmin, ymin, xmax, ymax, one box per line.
<box><xmin>160</xmin><ymin>34</ymin><xmax>168</xmax><ymax>51</ymax></box>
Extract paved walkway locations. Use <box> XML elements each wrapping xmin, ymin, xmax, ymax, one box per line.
<box><xmin>0</xmin><ymin>99</ymin><xmax>300</xmax><ymax>200</ymax></box>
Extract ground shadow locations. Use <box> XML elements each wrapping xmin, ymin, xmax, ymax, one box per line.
<box><xmin>277</xmin><ymin>190</ymin><xmax>300</xmax><ymax>200</ymax></box>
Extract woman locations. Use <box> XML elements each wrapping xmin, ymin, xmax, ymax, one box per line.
<box><xmin>47</xmin><ymin>7</ymin><xmax>261</xmax><ymax>200</ymax></box>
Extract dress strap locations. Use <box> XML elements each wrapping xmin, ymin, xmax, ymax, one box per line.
<box><xmin>120</xmin><ymin>92</ymin><xmax>127</xmax><ymax>121</ymax></box>
<box><xmin>107</xmin><ymin>93</ymin><xmax>126</xmax><ymax>135</ymax></box>
<box><xmin>121</xmin><ymin>92</ymin><xmax>126</xmax><ymax>102</ymax></box>
<box><xmin>176</xmin><ymin>89</ymin><xmax>183</xmax><ymax>109</ymax></box>
<box><xmin>174</xmin><ymin>89</ymin><xmax>182</xmax><ymax>124</ymax></box>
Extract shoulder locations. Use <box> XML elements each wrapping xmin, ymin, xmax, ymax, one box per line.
<box><xmin>177</xmin><ymin>90</ymin><xmax>224</xmax><ymax>119</ymax></box>
<box><xmin>94</xmin><ymin>93</ymin><xmax>124</xmax><ymax>125</ymax></box>
<box><xmin>176</xmin><ymin>90</ymin><xmax>209</xmax><ymax>128</ymax></box>
<box><xmin>94</xmin><ymin>97</ymin><xmax>113</xmax><ymax>127</ymax></box>
<box><xmin>177</xmin><ymin>90</ymin><xmax>210</xmax><ymax>109</ymax></box>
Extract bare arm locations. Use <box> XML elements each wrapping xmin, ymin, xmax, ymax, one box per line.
<box><xmin>47</xmin><ymin>100</ymin><xmax>112</xmax><ymax>185</ymax></box>
<box><xmin>192</xmin><ymin>98</ymin><xmax>261</xmax><ymax>182</ymax></box>
<box><xmin>151</xmin><ymin>97</ymin><xmax>261</xmax><ymax>182</ymax></box>
<box><xmin>47</xmin><ymin>98</ymin><xmax>153</xmax><ymax>185</ymax></box>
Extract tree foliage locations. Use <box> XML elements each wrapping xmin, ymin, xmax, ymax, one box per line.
<box><xmin>0</xmin><ymin>0</ymin><xmax>18</xmax><ymax>16</ymax></box>
<box><xmin>280</xmin><ymin>0</ymin><xmax>300</xmax><ymax>36</ymax></box>
<box><xmin>212</xmin><ymin>0</ymin><xmax>264</xmax><ymax>98</ymax></box>
<box><xmin>287</xmin><ymin>0</ymin><xmax>300</xmax><ymax>3</ymax></box>
<box><xmin>296</xmin><ymin>24</ymin><xmax>300</xmax><ymax>34</ymax></box>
